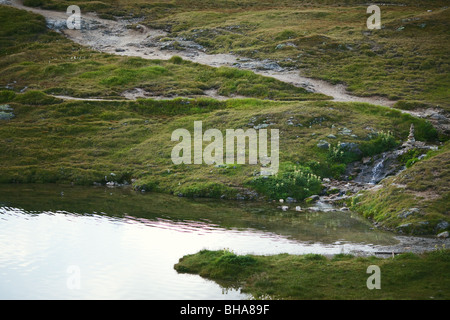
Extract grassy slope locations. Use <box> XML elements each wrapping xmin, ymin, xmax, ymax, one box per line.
<box><xmin>0</xmin><ymin>6</ymin><xmax>326</xmax><ymax>101</ymax></box>
<box><xmin>352</xmin><ymin>141</ymin><xmax>450</xmax><ymax>235</ymax></box>
<box><xmin>24</xmin><ymin>0</ymin><xmax>449</xmax><ymax>110</ymax></box>
<box><xmin>0</xmin><ymin>4</ymin><xmax>448</xmax><ymax>234</ymax></box>
<box><xmin>174</xmin><ymin>249</ymin><xmax>450</xmax><ymax>300</ymax></box>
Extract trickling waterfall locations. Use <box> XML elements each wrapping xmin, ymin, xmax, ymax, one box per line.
<box><xmin>369</xmin><ymin>153</ymin><xmax>387</xmax><ymax>185</ymax></box>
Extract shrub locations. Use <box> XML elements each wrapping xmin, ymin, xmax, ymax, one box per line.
<box><xmin>23</xmin><ymin>0</ymin><xmax>44</xmax><ymax>7</ymax></box>
<box><xmin>176</xmin><ymin>182</ymin><xmax>236</xmax><ymax>199</ymax></box>
<box><xmin>393</xmin><ymin>100</ymin><xmax>433</xmax><ymax>111</ymax></box>
<box><xmin>249</xmin><ymin>163</ymin><xmax>322</xmax><ymax>201</ymax></box>
<box><xmin>327</xmin><ymin>142</ymin><xmax>360</xmax><ymax>164</ymax></box>
<box><xmin>0</xmin><ymin>90</ymin><xmax>16</xmax><ymax>103</ymax></box>
<box><xmin>359</xmin><ymin>131</ymin><xmax>398</xmax><ymax>157</ymax></box>
<box><xmin>169</xmin><ymin>55</ymin><xmax>183</xmax><ymax>64</ymax></box>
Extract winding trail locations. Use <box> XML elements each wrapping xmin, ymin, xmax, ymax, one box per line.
<box><xmin>4</xmin><ymin>0</ymin><xmax>396</xmax><ymax>106</ymax></box>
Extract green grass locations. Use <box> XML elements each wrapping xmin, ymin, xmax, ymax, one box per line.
<box><xmin>101</xmin><ymin>0</ymin><xmax>448</xmax><ymax>110</ymax></box>
<box><xmin>174</xmin><ymin>248</ymin><xmax>450</xmax><ymax>300</ymax></box>
<box><xmin>10</xmin><ymin>1</ymin><xmax>450</xmax><ymax>109</ymax></box>
<box><xmin>0</xmin><ymin>93</ymin><xmax>440</xmax><ymax>204</ymax></box>
<box><xmin>0</xmin><ymin>5</ymin><xmax>328</xmax><ymax>101</ymax></box>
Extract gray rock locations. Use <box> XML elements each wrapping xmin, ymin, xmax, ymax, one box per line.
<box><xmin>397</xmin><ymin>223</ymin><xmax>412</xmax><ymax>230</ymax></box>
<box><xmin>236</xmin><ymin>194</ymin><xmax>246</xmax><ymax>200</ymax></box>
<box><xmin>0</xmin><ymin>109</ymin><xmax>14</xmax><ymax>120</ymax></box>
<box><xmin>286</xmin><ymin>197</ymin><xmax>297</xmax><ymax>203</ymax></box>
<box><xmin>399</xmin><ymin>208</ymin><xmax>420</xmax><ymax>219</ymax></box>
<box><xmin>317</xmin><ymin>140</ymin><xmax>329</xmax><ymax>149</ymax></box>
<box><xmin>436</xmin><ymin>221</ymin><xmax>449</xmax><ymax>231</ymax></box>
<box><xmin>339</xmin><ymin>142</ymin><xmax>360</xmax><ymax>154</ymax></box>
<box><xmin>254</xmin><ymin>123</ymin><xmax>270</xmax><ymax>130</ymax></box>
<box><xmin>46</xmin><ymin>18</ymin><xmax>67</xmax><ymax>31</ymax></box>
<box><xmin>339</xmin><ymin>127</ymin><xmax>352</xmax><ymax>135</ymax></box>
<box><xmin>306</xmin><ymin>195</ymin><xmax>320</xmax><ymax>202</ymax></box>
<box><xmin>437</xmin><ymin>231</ymin><xmax>449</xmax><ymax>238</ymax></box>
<box><xmin>429</xmin><ymin>113</ymin><xmax>447</xmax><ymax>122</ymax></box>
<box><xmin>0</xmin><ymin>104</ymin><xmax>13</xmax><ymax>111</ymax></box>
<box><xmin>327</xmin><ymin>134</ymin><xmax>337</xmax><ymax>139</ymax></box>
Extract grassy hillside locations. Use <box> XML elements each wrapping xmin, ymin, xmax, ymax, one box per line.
<box><xmin>21</xmin><ymin>0</ymin><xmax>450</xmax><ymax>110</ymax></box>
<box><xmin>352</xmin><ymin>141</ymin><xmax>450</xmax><ymax>235</ymax></box>
<box><xmin>0</xmin><ymin>3</ymin><xmax>448</xmax><ymax>235</ymax></box>
<box><xmin>0</xmin><ymin>6</ymin><xmax>326</xmax><ymax>101</ymax></box>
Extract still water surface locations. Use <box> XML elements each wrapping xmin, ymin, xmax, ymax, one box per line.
<box><xmin>0</xmin><ymin>184</ymin><xmax>399</xmax><ymax>299</ymax></box>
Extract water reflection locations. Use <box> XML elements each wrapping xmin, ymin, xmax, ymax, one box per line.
<box><xmin>0</xmin><ymin>184</ymin><xmax>398</xmax><ymax>299</ymax></box>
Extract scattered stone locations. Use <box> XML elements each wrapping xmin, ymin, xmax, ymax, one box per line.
<box><xmin>236</xmin><ymin>194</ymin><xmax>246</xmax><ymax>200</ymax></box>
<box><xmin>0</xmin><ymin>104</ymin><xmax>14</xmax><ymax>120</ymax></box>
<box><xmin>399</xmin><ymin>207</ymin><xmax>420</xmax><ymax>219</ymax></box>
<box><xmin>436</xmin><ymin>221</ymin><xmax>449</xmax><ymax>231</ymax></box>
<box><xmin>253</xmin><ymin>123</ymin><xmax>270</xmax><ymax>130</ymax></box>
<box><xmin>327</xmin><ymin>134</ymin><xmax>337</xmax><ymax>139</ymax></box>
<box><xmin>295</xmin><ymin>206</ymin><xmax>302</xmax><ymax>212</ymax></box>
<box><xmin>339</xmin><ymin>127</ymin><xmax>352</xmax><ymax>135</ymax></box>
<box><xmin>306</xmin><ymin>195</ymin><xmax>320</xmax><ymax>202</ymax></box>
<box><xmin>396</xmin><ymin>223</ymin><xmax>412</xmax><ymax>232</ymax></box>
<box><xmin>317</xmin><ymin>140</ymin><xmax>329</xmax><ymax>149</ymax></box>
<box><xmin>286</xmin><ymin>197</ymin><xmax>297</xmax><ymax>203</ymax></box>
<box><xmin>437</xmin><ymin>231</ymin><xmax>449</xmax><ymax>238</ymax></box>
<box><xmin>339</xmin><ymin>142</ymin><xmax>360</xmax><ymax>154</ymax></box>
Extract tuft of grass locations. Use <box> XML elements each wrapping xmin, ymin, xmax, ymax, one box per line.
<box><xmin>13</xmin><ymin>90</ymin><xmax>63</xmax><ymax>105</ymax></box>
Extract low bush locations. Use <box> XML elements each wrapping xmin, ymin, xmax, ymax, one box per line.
<box><xmin>249</xmin><ymin>163</ymin><xmax>322</xmax><ymax>201</ymax></box>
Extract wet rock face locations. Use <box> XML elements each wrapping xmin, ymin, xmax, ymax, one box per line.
<box><xmin>347</xmin><ymin>150</ymin><xmax>402</xmax><ymax>185</ymax></box>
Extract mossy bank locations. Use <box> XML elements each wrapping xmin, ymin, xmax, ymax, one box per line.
<box><xmin>174</xmin><ymin>248</ymin><xmax>450</xmax><ymax>300</ymax></box>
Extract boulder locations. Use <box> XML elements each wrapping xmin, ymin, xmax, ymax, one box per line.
<box><xmin>317</xmin><ymin>140</ymin><xmax>329</xmax><ymax>149</ymax></box>
<box><xmin>437</xmin><ymin>231</ymin><xmax>449</xmax><ymax>238</ymax></box>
